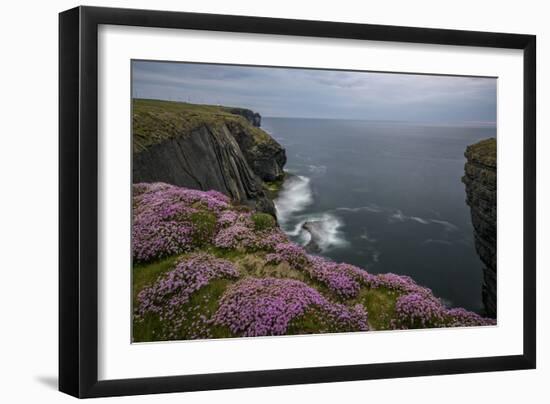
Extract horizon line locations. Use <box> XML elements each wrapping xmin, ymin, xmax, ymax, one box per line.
<box><xmin>132</xmin><ymin>97</ymin><xmax>497</xmax><ymax>127</ymax></box>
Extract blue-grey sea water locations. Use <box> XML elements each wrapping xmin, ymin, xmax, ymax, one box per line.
<box><xmin>262</xmin><ymin>117</ymin><xmax>496</xmax><ymax>313</ymax></box>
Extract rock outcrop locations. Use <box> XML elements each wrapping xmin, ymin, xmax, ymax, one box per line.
<box><xmin>301</xmin><ymin>221</ymin><xmax>324</xmax><ymax>253</ymax></box>
<box><xmin>225</xmin><ymin>119</ymin><xmax>287</xmax><ymax>182</ymax></box>
<box><xmin>462</xmin><ymin>138</ymin><xmax>497</xmax><ymax>318</ymax></box>
<box><xmin>132</xmin><ymin>99</ymin><xmax>286</xmax><ymax>215</ymax></box>
<box><xmin>227</xmin><ymin>107</ymin><xmax>261</xmax><ymax>127</ymax></box>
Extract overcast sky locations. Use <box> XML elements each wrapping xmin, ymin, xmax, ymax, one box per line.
<box><xmin>132</xmin><ymin>60</ymin><xmax>496</xmax><ymax>123</ymax></box>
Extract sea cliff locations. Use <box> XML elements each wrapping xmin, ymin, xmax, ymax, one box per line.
<box><xmin>131</xmin><ymin>101</ymin><xmax>496</xmax><ymax>341</ymax></box>
<box><xmin>132</xmin><ymin>99</ymin><xmax>286</xmax><ymax>215</ymax></box>
<box><xmin>462</xmin><ymin>138</ymin><xmax>497</xmax><ymax>318</ymax></box>
<box><xmin>132</xmin><ymin>182</ymin><xmax>495</xmax><ymax>341</ymax></box>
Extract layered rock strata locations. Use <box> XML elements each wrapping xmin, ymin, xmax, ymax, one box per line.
<box><xmin>132</xmin><ymin>99</ymin><xmax>286</xmax><ymax>215</ymax></box>
<box><xmin>463</xmin><ymin>138</ymin><xmax>497</xmax><ymax>318</ymax></box>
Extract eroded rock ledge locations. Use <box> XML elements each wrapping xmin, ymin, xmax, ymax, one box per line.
<box><xmin>462</xmin><ymin>138</ymin><xmax>497</xmax><ymax>318</ymax></box>
<box><xmin>132</xmin><ymin>99</ymin><xmax>286</xmax><ymax>215</ymax></box>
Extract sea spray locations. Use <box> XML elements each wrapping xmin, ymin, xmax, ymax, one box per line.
<box><xmin>274</xmin><ymin>175</ymin><xmax>313</xmax><ymax>224</ymax></box>
<box><xmin>284</xmin><ymin>213</ymin><xmax>348</xmax><ymax>252</ymax></box>
<box><xmin>300</xmin><ymin>213</ymin><xmax>349</xmax><ymax>252</ymax></box>
<box><xmin>274</xmin><ymin>175</ymin><xmax>347</xmax><ymax>251</ymax></box>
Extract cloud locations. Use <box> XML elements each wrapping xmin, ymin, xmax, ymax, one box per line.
<box><xmin>132</xmin><ymin>60</ymin><xmax>496</xmax><ymax>122</ymax></box>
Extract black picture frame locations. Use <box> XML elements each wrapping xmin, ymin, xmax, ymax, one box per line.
<box><xmin>59</xmin><ymin>5</ymin><xmax>536</xmax><ymax>398</ymax></box>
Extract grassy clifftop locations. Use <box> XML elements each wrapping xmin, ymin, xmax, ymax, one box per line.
<box><xmin>132</xmin><ymin>182</ymin><xmax>495</xmax><ymax>342</ymax></box>
<box><xmin>133</xmin><ymin>99</ymin><xmax>273</xmax><ymax>153</ymax></box>
<box><xmin>465</xmin><ymin>138</ymin><xmax>496</xmax><ymax>168</ymax></box>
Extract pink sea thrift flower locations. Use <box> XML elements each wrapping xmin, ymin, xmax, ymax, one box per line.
<box><xmin>211</xmin><ymin>277</ymin><xmax>368</xmax><ymax>337</ymax></box>
<box><xmin>135</xmin><ymin>253</ymin><xmax>239</xmax><ymax>339</ymax></box>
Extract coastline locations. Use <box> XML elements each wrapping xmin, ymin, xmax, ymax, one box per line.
<box><xmin>130</xmin><ymin>100</ymin><xmax>496</xmax><ymax>341</ymax></box>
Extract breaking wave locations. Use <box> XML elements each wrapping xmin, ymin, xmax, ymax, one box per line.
<box><xmin>274</xmin><ymin>175</ymin><xmax>313</xmax><ymax>224</ymax></box>
<box><xmin>275</xmin><ymin>175</ymin><xmax>347</xmax><ymax>251</ymax></box>
<box><xmin>285</xmin><ymin>213</ymin><xmax>348</xmax><ymax>252</ymax></box>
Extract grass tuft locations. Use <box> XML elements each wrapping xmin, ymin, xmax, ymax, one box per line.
<box><xmin>354</xmin><ymin>287</ymin><xmax>399</xmax><ymax>330</ymax></box>
<box><xmin>251</xmin><ymin>212</ymin><xmax>276</xmax><ymax>231</ymax></box>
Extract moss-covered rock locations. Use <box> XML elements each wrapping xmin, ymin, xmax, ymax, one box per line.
<box><xmin>263</xmin><ymin>175</ymin><xmax>286</xmax><ymax>199</ymax></box>
<box><xmin>190</xmin><ymin>211</ymin><xmax>217</xmax><ymax>246</ymax></box>
<box><xmin>251</xmin><ymin>212</ymin><xmax>276</xmax><ymax>231</ymax></box>
<box><xmin>464</xmin><ymin>137</ymin><xmax>496</xmax><ymax>168</ymax></box>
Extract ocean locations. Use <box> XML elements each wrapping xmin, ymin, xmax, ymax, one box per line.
<box><xmin>262</xmin><ymin>117</ymin><xmax>496</xmax><ymax>314</ymax></box>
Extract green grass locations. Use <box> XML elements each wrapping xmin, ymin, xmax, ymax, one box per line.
<box><xmin>132</xmin><ymin>250</ymin><xmax>238</xmax><ymax>342</ymax></box>
<box><xmin>132</xmin><ymin>98</ymin><xmax>272</xmax><ymax>153</ymax></box>
<box><xmin>287</xmin><ymin>308</ymin><xmax>334</xmax><ymax>335</ymax></box>
<box><xmin>133</xmin><ymin>279</ymin><xmax>234</xmax><ymax>342</ymax></box>
<box><xmin>235</xmin><ymin>254</ymin><xmax>308</xmax><ymax>283</ymax></box>
<box><xmin>132</xmin><ymin>255</ymin><xmax>180</xmax><ymax>305</ymax></box>
<box><xmin>263</xmin><ymin>176</ymin><xmax>286</xmax><ymax>199</ymax></box>
<box><xmin>288</xmin><ymin>306</ymin><xmax>366</xmax><ymax>335</ymax></box>
<box><xmin>354</xmin><ymin>287</ymin><xmax>399</xmax><ymax>330</ymax></box>
<box><xmin>190</xmin><ymin>211</ymin><xmax>217</xmax><ymax>246</ymax></box>
<box><xmin>131</xmin><ymin>250</ymin><xmax>409</xmax><ymax>339</ymax></box>
<box><xmin>203</xmin><ymin>246</ymin><xmax>248</xmax><ymax>261</ymax></box>
<box><xmin>466</xmin><ymin>137</ymin><xmax>496</xmax><ymax>167</ymax></box>
<box><xmin>130</xmin><ymin>220</ymin><xmax>409</xmax><ymax>339</ymax></box>
<box><xmin>251</xmin><ymin>212</ymin><xmax>276</xmax><ymax>231</ymax></box>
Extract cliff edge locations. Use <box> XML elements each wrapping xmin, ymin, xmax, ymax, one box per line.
<box><xmin>462</xmin><ymin>138</ymin><xmax>497</xmax><ymax>318</ymax></box>
<box><xmin>132</xmin><ymin>99</ymin><xmax>286</xmax><ymax>215</ymax></box>
<box><xmin>132</xmin><ymin>182</ymin><xmax>495</xmax><ymax>342</ymax></box>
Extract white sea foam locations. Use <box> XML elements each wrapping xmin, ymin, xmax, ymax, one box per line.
<box><xmin>387</xmin><ymin>209</ymin><xmax>459</xmax><ymax>232</ymax></box>
<box><xmin>336</xmin><ymin>204</ymin><xmax>382</xmax><ymax>213</ymax></box>
<box><xmin>298</xmin><ymin>227</ymin><xmax>312</xmax><ymax>245</ymax></box>
<box><xmin>275</xmin><ymin>175</ymin><xmax>348</xmax><ymax>251</ymax></box>
<box><xmin>430</xmin><ymin>219</ymin><xmax>458</xmax><ymax>232</ymax></box>
<box><xmin>389</xmin><ymin>210</ymin><xmax>407</xmax><ymax>222</ymax></box>
<box><xmin>389</xmin><ymin>209</ymin><xmax>431</xmax><ymax>225</ymax></box>
<box><xmin>345</xmin><ymin>205</ymin><xmax>455</xmax><ymax>234</ymax></box>
<box><xmin>274</xmin><ymin>175</ymin><xmax>313</xmax><ymax>224</ymax></box>
<box><xmin>292</xmin><ymin>213</ymin><xmax>349</xmax><ymax>252</ymax></box>
<box><xmin>410</xmin><ymin>216</ymin><xmax>430</xmax><ymax>224</ymax></box>
<box><xmin>309</xmin><ymin>213</ymin><xmax>348</xmax><ymax>251</ymax></box>
<box><xmin>359</xmin><ymin>230</ymin><xmax>377</xmax><ymax>243</ymax></box>
<box><xmin>423</xmin><ymin>239</ymin><xmax>452</xmax><ymax>245</ymax></box>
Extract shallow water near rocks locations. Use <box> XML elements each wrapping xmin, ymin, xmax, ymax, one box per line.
<box><xmin>265</xmin><ymin>117</ymin><xmax>496</xmax><ymax>314</ymax></box>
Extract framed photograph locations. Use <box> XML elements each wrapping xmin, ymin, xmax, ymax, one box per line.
<box><xmin>59</xmin><ymin>6</ymin><xmax>536</xmax><ymax>398</ymax></box>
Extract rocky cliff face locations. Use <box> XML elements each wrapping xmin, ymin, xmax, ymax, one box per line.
<box><xmin>225</xmin><ymin>119</ymin><xmax>287</xmax><ymax>182</ymax></box>
<box><xmin>227</xmin><ymin>107</ymin><xmax>262</xmax><ymax>127</ymax></box>
<box><xmin>132</xmin><ymin>99</ymin><xmax>286</xmax><ymax>215</ymax></box>
<box><xmin>462</xmin><ymin>138</ymin><xmax>497</xmax><ymax>318</ymax></box>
